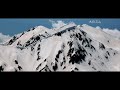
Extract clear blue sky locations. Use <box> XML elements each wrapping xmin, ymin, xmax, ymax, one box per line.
<box><xmin>0</xmin><ymin>19</ymin><xmax>120</xmax><ymax>36</ymax></box>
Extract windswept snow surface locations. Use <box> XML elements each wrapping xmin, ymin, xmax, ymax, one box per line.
<box><xmin>0</xmin><ymin>24</ymin><xmax>120</xmax><ymax>72</ymax></box>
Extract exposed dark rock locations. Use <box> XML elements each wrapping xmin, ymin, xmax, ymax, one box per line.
<box><xmin>55</xmin><ymin>58</ymin><xmax>58</xmax><ymax>62</ymax></box>
<box><xmin>37</xmin><ymin>52</ymin><xmax>40</xmax><ymax>55</ymax></box>
<box><xmin>27</xmin><ymin>29</ymin><xmax>31</xmax><ymax>32</ymax></box>
<box><xmin>36</xmin><ymin>63</ymin><xmax>42</xmax><ymax>70</ymax></box>
<box><xmin>88</xmin><ymin>38</ymin><xmax>92</xmax><ymax>43</ymax></box>
<box><xmin>67</xmin><ymin>48</ymin><xmax>74</xmax><ymax>57</ymax></box>
<box><xmin>37</xmin><ymin>44</ymin><xmax>40</xmax><ymax>51</ymax></box>
<box><xmin>63</xmin><ymin>56</ymin><xmax>66</xmax><ymax>63</ymax></box>
<box><xmin>74</xmin><ymin>67</ymin><xmax>79</xmax><ymax>71</ymax></box>
<box><xmin>25</xmin><ymin>40</ymin><xmax>31</xmax><ymax>47</ymax></box>
<box><xmin>63</xmin><ymin>66</ymin><xmax>66</xmax><ymax>69</ymax></box>
<box><xmin>15</xmin><ymin>60</ymin><xmax>18</xmax><ymax>64</ymax></box>
<box><xmin>69</xmin><ymin>45</ymin><xmax>87</xmax><ymax>64</ymax></box>
<box><xmin>78</xmin><ymin>33</ymin><xmax>82</xmax><ymax>41</ymax></box>
<box><xmin>55</xmin><ymin>32</ymin><xmax>61</xmax><ymax>36</ymax></box>
<box><xmin>35</xmin><ymin>36</ymin><xmax>40</xmax><ymax>41</ymax></box>
<box><xmin>31</xmin><ymin>47</ymin><xmax>34</xmax><ymax>51</ymax></box>
<box><xmin>99</xmin><ymin>42</ymin><xmax>105</xmax><ymax>50</ymax></box>
<box><xmin>92</xmin><ymin>67</ymin><xmax>96</xmax><ymax>70</ymax></box>
<box><xmin>82</xmin><ymin>38</ymin><xmax>89</xmax><ymax>45</ymax></box>
<box><xmin>44</xmin><ymin>59</ymin><xmax>47</xmax><ymax>62</ymax></box>
<box><xmin>89</xmin><ymin>53</ymin><xmax>92</xmax><ymax>56</ymax></box>
<box><xmin>90</xmin><ymin>45</ymin><xmax>96</xmax><ymax>51</ymax></box>
<box><xmin>37</xmin><ymin>51</ymin><xmax>41</xmax><ymax>61</ymax></box>
<box><xmin>76</xmin><ymin>33</ymin><xmax>79</xmax><ymax>38</ymax></box>
<box><xmin>17</xmin><ymin>41</ymin><xmax>22</xmax><ymax>46</ymax></box>
<box><xmin>40</xmin><ymin>65</ymin><xmax>51</xmax><ymax>72</ymax></box>
<box><xmin>105</xmin><ymin>55</ymin><xmax>108</xmax><ymax>59</ymax></box>
<box><xmin>18</xmin><ymin>65</ymin><xmax>22</xmax><ymax>71</ymax></box>
<box><xmin>37</xmin><ymin>56</ymin><xmax>41</xmax><ymax>61</ymax></box>
<box><xmin>106</xmin><ymin>51</ymin><xmax>110</xmax><ymax>56</ymax></box>
<box><xmin>32</xmin><ymin>27</ymin><xmax>35</xmax><ymax>30</ymax></box>
<box><xmin>67</xmin><ymin>26</ymin><xmax>76</xmax><ymax>31</ymax></box>
<box><xmin>81</xmin><ymin>30</ymin><xmax>87</xmax><ymax>36</ymax></box>
<box><xmin>7</xmin><ymin>36</ymin><xmax>18</xmax><ymax>45</ymax></box>
<box><xmin>88</xmin><ymin>60</ymin><xmax>91</xmax><ymax>65</ymax></box>
<box><xmin>55</xmin><ymin>50</ymin><xmax>63</xmax><ymax>61</ymax></box>
<box><xmin>60</xmin><ymin>62</ymin><xmax>64</xmax><ymax>66</ymax></box>
<box><xmin>68</xmin><ymin>41</ymin><xmax>73</xmax><ymax>48</ymax></box>
<box><xmin>114</xmin><ymin>52</ymin><xmax>116</xmax><ymax>55</ymax></box>
<box><xmin>53</xmin><ymin>63</ymin><xmax>58</xmax><ymax>71</ymax></box>
<box><xmin>0</xmin><ymin>66</ymin><xmax>4</xmax><ymax>72</ymax></box>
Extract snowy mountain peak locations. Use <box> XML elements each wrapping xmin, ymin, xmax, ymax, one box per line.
<box><xmin>52</xmin><ymin>22</ymin><xmax>76</xmax><ymax>31</ymax></box>
<box><xmin>0</xmin><ymin>24</ymin><xmax>120</xmax><ymax>72</ymax></box>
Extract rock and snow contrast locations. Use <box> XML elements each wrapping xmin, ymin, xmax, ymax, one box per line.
<box><xmin>0</xmin><ymin>23</ymin><xmax>120</xmax><ymax>72</ymax></box>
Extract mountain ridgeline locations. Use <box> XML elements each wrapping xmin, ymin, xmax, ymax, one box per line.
<box><xmin>0</xmin><ymin>24</ymin><xmax>120</xmax><ymax>72</ymax></box>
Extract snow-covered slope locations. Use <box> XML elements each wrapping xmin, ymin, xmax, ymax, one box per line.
<box><xmin>81</xmin><ymin>24</ymin><xmax>120</xmax><ymax>51</ymax></box>
<box><xmin>0</xmin><ymin>24</ymin><xmax>120</xmax><ymax>72</ymax></box>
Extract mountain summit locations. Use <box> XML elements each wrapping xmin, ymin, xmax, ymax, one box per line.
<box><xmin>0</xmin><ymin>24</ymin><xmax>120</xmax><ymax>72</ymax></box>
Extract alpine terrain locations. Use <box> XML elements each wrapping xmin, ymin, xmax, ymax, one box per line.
<box><xmin>0</xmin><ymin>23</ymin><xmax>120</xmax><ymax>72</ymax></box>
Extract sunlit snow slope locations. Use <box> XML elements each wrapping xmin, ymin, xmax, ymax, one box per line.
<box><xmin>0</xmin><ymin>24</ymin><xmax>120</xmax><ymax>72</ymax></box>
